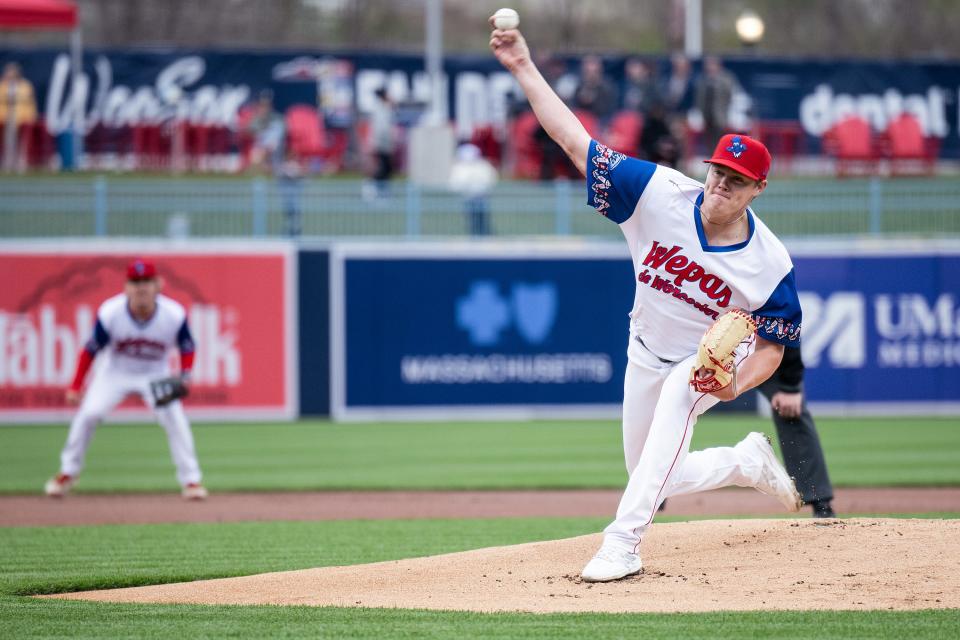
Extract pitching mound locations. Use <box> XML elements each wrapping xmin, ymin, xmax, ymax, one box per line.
<box><xmin>46</xmin><ymin>518</ymin><xmax>959</xmax><ymax>613</ymax></box>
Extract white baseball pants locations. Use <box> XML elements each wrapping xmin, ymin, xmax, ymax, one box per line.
<box><xmin>603</xmin><ymin>335</ymin><xmax>767</xmax><ymax>553</ymax></box>
<box><xmin>59</xmin><ymin>369</ymin><xmax>202</xmax><ymax>487</ymax></box>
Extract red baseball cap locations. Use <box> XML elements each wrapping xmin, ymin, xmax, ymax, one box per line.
<box><xmin>704</xmin><ymin>133</ymin><xmax>771</xmax><ymax>181</ymax></box>
<box><xmin>126</xmin><ymin>258</ymin><xmax>158</xmax><ymax>281</ymax></box>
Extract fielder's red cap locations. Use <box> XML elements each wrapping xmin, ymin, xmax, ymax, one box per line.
<box><xmin>704</xmin><ymin>133</ymin><xmax>772</xmax><ymax>181</ymax></box>
<box><xmin>126</xmin><ymin>258</ymin><xmax>157</xmax><ymax>281</ymax></box>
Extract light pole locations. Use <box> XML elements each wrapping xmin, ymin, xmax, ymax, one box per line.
<box><xmin>735</xmin><ymin>10</ymin><xmax>765</xmax><ymax>51</ymax></box>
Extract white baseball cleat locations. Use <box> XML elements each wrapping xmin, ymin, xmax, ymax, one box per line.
<box><xmin>181</xmin><ymin>483</ymin><xmax>209</xmax><ymax>500</ymax></box>
<box><xmin>581</xmin><ymin>544</ymin><xmax>643</xmax><ymax>582</ymax></box>
<box><xmin>44</xmin><ymin>473</ymin><xmax>74</xmax><ymax>497</ymax></box>
<box><xmin>745</xmin><ymin>431</ymin><xmax>803</xmax><ymax>512</ymax></box>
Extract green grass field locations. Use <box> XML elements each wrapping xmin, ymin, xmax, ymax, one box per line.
<box><xmin>2</xmin><ymin>415</ymin><xmax>959</xmax><ymax>493</ymax></box>
<box><xmin>2</xmin><ymin>416</ymin><xmax>958</xmax><ymax>638</ymax></box>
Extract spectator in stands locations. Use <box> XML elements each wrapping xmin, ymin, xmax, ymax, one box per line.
<box><xmin>246</xmin><ymin>90</ymin><xmax>285</xmax><ymax>173</ymax></box>
<box><xmin>621</xmin><ymin>57</ymin><xmax>661</xmax><ymax>116</ymax></box>
<box><xmin>449</xmin><ymin>142</ymin><xmax>498</xmax><ymax>236</ymax></box>
<box><xmin>276</xmin><ymin>151</ymin><xmax>304</xmax><ymax>237</ymax></box>
<box><xmin>695</xmin><ymin>56</ymin><xmax>739</xmax><ymax>154</ymax></box>
<box><xmin>364</xmin><ymin>86</ymin><xmax>397</xmax><ymax>200</ymax></box>
<box><xmin>663</xmin><ymin>52</ymin><xmax>694</xmax><ymax>114</ymax></box>
<box><xmin>573</xmin><ymin>55</ymin><xmax>619</xmax><ymax>124</ymax></box>
<box><xmin>531</xmin><ymin>54</ymin><xmax>573</xmax><ymax>181</ymax></box>
<box><xmin>662</xmin><ymin>52</ymin><xmax>695</xmax><ymax>168</ymax></box>
<box><xmin>0</xmin><ymin>62</ymin><xmax>37</xmax><ymax>173</ymax></box>
<box><xmin>639</xmin><ymin>100</ymin><xmax>679</xmax><ymax>168</ymax></box>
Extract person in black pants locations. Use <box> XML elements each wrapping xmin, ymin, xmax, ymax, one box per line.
<box><xmin>758</xmin><ymin>346</ymin><xmax>836</xmax><ymax>518</ymax></box>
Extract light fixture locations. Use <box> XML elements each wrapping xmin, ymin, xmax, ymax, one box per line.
<box><xmin>735</xmin><ymin>10</ymin><xmax>765</xmax><ymax>46</ymax></box>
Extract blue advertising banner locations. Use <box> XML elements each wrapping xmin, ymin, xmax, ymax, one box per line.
<box><xmin>793</xmin><ymin>251</ymin><xmax>960</xmax><ymax>411</ymax></box>
<box><xmin>2</xmin><ymin>47</ymin><xmax>959</xmax><ymax>157</ymax></box>
<box><xmin>338</xmin><ymin>255</ymin><xmax>631</xmax><ymax>416</ymax></box>
<box><xmin>332</xmin><ymin>245</ymin><xmax>959</xmax><ymax>419</ymax></box>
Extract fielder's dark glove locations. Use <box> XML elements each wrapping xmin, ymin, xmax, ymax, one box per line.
<box><xmin>150</xmin><ymin>375</ymin><xmax>189</xmax><ymax>407</ymax></box>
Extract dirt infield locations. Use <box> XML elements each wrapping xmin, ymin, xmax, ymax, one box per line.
<box><xmin>45</xmin><ymin>518</ymin><xmax>960</xmax><ymax>613</ymax></box>
<box><xmin>3</xmin><ymin>487</ymin><xmax>959</xmax><ymax>527</ymax></box>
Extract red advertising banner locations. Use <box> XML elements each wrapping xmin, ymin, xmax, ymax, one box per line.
<box><xmin>0</xmin><ymin>247</ymin><xmax>294</xmax><ymax>422</ymax></box>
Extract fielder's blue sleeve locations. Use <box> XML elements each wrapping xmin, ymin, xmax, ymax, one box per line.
<box><xmin>83</xmin><ymin>319</ymin><xmax>110</xmax><ymax>353</ymax></box>
<box><xmin>585</xmin><ymin>139</ymin><xmax>657</xmax><ymax>224</ymax></box>
<box><xmin>753</xmin><ymin>269</ymin><xmax>802</xmax><ymax>347</ymax></box>
<box><xmin>177</xmin><ymin>319</ymin><xmax>196</xmax><ymax>354</ymax></box>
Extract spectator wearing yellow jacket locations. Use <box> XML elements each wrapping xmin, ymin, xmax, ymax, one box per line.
<box><xmin>0</xmin><ymin>62</ymin><xmax>37</xmax><ymax>172</ymax></box>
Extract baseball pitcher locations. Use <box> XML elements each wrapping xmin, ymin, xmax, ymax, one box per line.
<box><xmin>491</xmin><ymin>17</ymin><xmax>803</xmax><ymax>583</ymax></box>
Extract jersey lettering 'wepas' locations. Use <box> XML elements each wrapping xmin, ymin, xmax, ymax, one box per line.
<box><xmin>87</xmin><ymin>293</ymin><xmax>195</xmax><ymax>374</ymax></box>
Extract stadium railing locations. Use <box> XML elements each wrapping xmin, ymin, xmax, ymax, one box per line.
<box><xmin>0</xmin><ymin>175</ymin><xmax>957</xmax><ymax>239</ymax></box>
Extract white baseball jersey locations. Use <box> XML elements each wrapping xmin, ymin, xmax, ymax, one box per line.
<box><xmin>587</xmin><ymin>140</ymin><xmax>801</xmax><ymax>362</ymax></box>
<box><xmin>87</xmin><ymin>293</ymin><xmax>195</xmax><ymax>375</ymax></box>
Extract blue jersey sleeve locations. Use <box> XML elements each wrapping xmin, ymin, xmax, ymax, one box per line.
<box><xmin>585</xmin><ymin>139</ymin><xmax>657</xmax><ymax>224</ymax></box>
<box><xmin>177</xmin><ymin>319</ymin><xmax>196</xmax><ymax>354</ymax></box>
<box><xmin>753</xmin><ymin>269</ymin><xmax>802</xmax><ymax>347</ymax></box>
<box><xmin>84</xmin><ymin>319</ymin><xmax>110</xmax><ymax>353</ymax></box>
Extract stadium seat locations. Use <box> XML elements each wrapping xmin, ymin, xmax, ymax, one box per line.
<box><xmin>25</xmin><ymin>120</ymin><xmax>56</xmax><ymax>169</ymax></box>
<box><xmin>821</xmin><ymin>116</ymin><xmax>877</xmax><ymax>177</ymax></box>
<box><xmin>132</xmin><ymin>124</ymin><xmax>171</xmax><ymax>171</ymax></box>
<box><xmin>285</xmin><ymin>104</ymin><xmax>327</xmax><ymax>166</ymax></box>
<box><xmin>469</xmin><ymin>125</ymin><xmax>503</xmax><ymax>167</ymax></box>
<box><xmin>880</xmin><ymin>113</ymin><xmax>939</xmax><ymax>176</ymax></box>
<box><xmin>753</xmin><ymin>120</ymin><xmax>804</xmax><ymax>174</ymax></box>
<box><xmin>506</xmin><ymin>110</ymin><xmax>542</xmax><ymax>179</ymax></box>
<box><xmin>506</xmin><ymin>109</ymin><xmax>603</xmax><ymax>179</ymax></box>
<box><xmin>605</xmin><ymin>110</ymin><xmax>644</xmax><ymax>156</ymax></box>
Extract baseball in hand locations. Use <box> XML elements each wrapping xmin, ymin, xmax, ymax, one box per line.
<box><xmin>493</xmin><ymin>8</ymin><xmax>520</xmax><ymax>30</ymax></box>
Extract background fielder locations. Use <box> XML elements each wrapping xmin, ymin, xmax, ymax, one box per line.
<box><xmin>490</xmin><ymin>17</ymin><xmax>804</xmax><ymax>583</ymax></box>
<box><xmin>45</xmin><ymin>259</ymin><xmax>207</xmax><ymax>500</ymax></box>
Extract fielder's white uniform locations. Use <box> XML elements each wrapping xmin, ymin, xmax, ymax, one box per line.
<box><xmin>587</xmin><ymin>140</ymin><xmax>802</xmax><ymax>553</ymax></box>
<box><xmin>59</xmin><ymin>293</ymin><xmax>203</xmax><ymax>487</ymax></box>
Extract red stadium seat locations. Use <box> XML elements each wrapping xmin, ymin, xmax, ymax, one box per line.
<box><xmin>821</xmin><ymin>116</ymin><xmax>877</xmax><ymax>177</ymax></box>
<box><xmin>469</xmin><ymin>125</ymin><xmax>503</xmax><ymax>167</ymax></box>
<box><xmin>132</xmin><ymin>124</ymin><xmax>171</xmax><ymax>170</ymax></box>
<box><xmin>507</xmin><ymin>109</ymin><xmax>602</xmax><ymax>179</ymax></box>
<box><xmin>322</xmin><ymin>128</ymin><xmax>350</xmax><ymax>172</ymax></box>
<box><xmin>507</xmin><ymin>110</ymin><xmax>542</xmax><ymax>179</ymax></box>
<box><xmin>880</xmin><ymin>113</ymin><xmax>939</xmax><ymax>176</ymax></box>
<box><xmin>285</xmin><ymin>104</ymin><xmax>326</xmax><ymax>161</ymax></box>
<box><xmin>605</xmin><ymin>110</ymin><xmax>644</xmax><ymax>156</ymax></box>
<box><xmin>753</xmin><ymin>120</ymin><xmax>804</xmax><ymax>174</ymax></box>
<box><xmin>573</xmin><ymin>109</ymin><xmax>601</xmax><ymax>138</ymax></box>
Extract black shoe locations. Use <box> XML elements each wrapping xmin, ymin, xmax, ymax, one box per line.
<box><xmin>811</xmin><ymin>500</ymin><xmax>836</xmax><ymax>518</ymax></box>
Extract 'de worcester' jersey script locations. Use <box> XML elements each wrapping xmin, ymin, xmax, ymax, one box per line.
<box><xmin>586</xmin><ymin>140</ymin><xmax>801</xmax><ymax>363</ymax></box>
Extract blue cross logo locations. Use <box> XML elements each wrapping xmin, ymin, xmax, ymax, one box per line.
<box><xmin>456</xmin><ymin>281</ymin><xmax>511</xmax><ymax>346</ymax></box>
<box><xmin>726</xmin><ymin>136</ymin><xmax>747</xmax><ymax>158</ymax></box>
<box><xmin>456</xmin><ymin>280</ymin><xmax>557</xmax><ymax>346</ymax></box>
